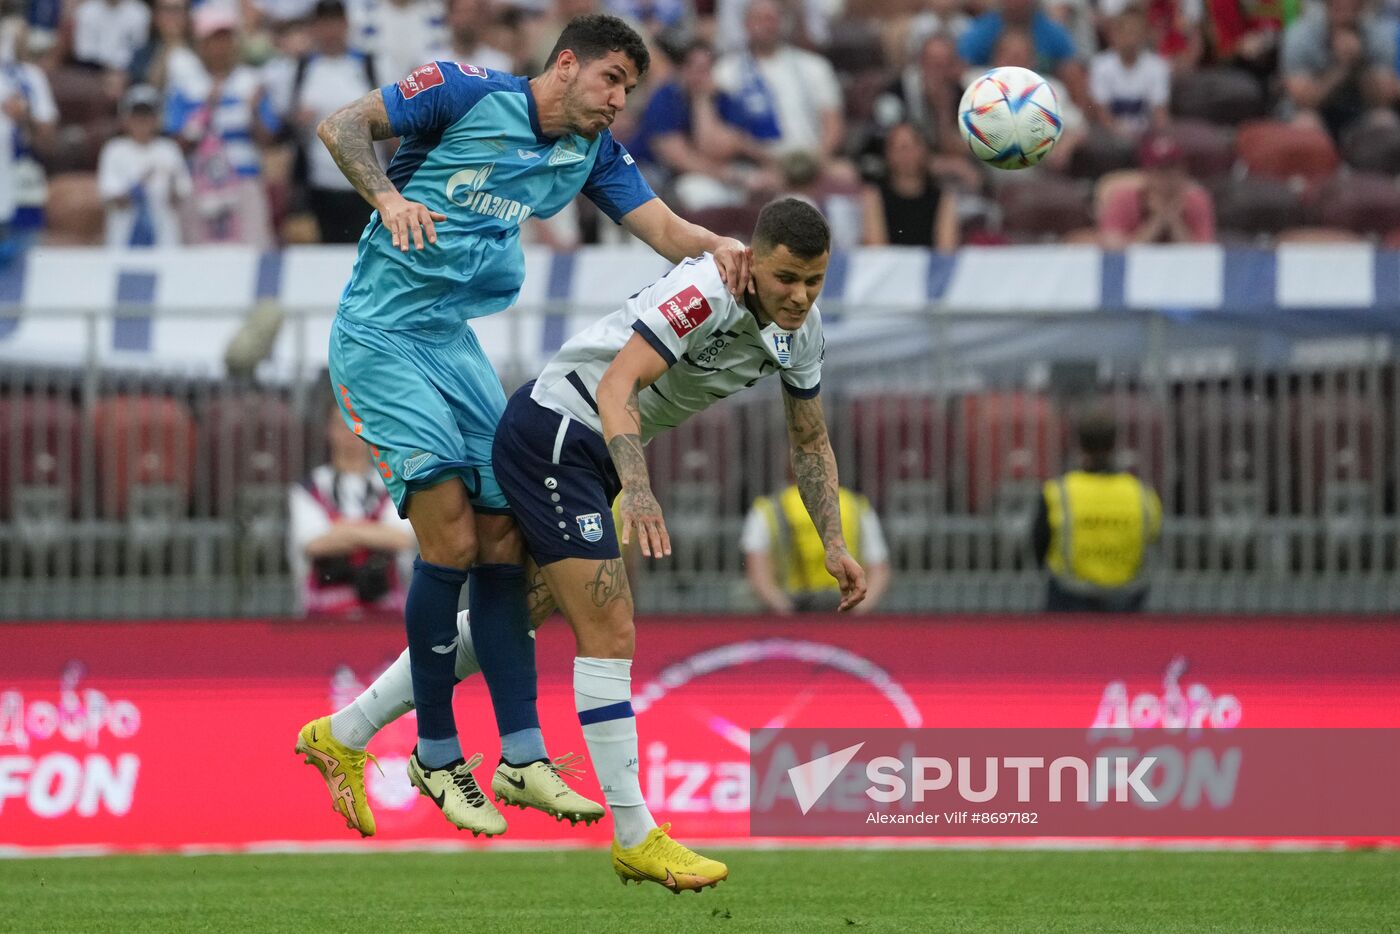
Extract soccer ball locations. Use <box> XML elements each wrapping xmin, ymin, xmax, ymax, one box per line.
<box><xmin>957</xmin><ymin>66</ymin><xmax>1063</xmax><ymax>170</ymax></box>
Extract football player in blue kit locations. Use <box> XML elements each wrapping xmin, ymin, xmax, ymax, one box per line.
<box><xmin>294</xmin><ymin>14</ymin><xmax>753</xmax><ymax>839</ymax></box>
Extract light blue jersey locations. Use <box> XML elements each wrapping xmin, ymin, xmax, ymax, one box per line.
<box><xmin>339</xmin><ymin>61</ymin><xmax>656</xmax><ymax>332</ymax></box>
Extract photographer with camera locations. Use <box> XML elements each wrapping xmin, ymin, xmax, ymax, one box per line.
<box><xmin>289</xmin><ymin>399</ymin><xmax>415</xmax><ymax>617</ymax></box>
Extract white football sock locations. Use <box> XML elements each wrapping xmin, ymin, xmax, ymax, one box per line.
<box><xmin>331</xmin><ymin>611</ymin><xmax>480</xmax><ymax>750</ymax></box>
<box><xmin>574</xmin><ymin>656</ymin><xmax>655</xmax><ymax>848</ymax></box>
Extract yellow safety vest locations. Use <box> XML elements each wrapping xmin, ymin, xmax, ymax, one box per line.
<box><xmin>757</xmin><ymin>486</ymin><xmax>866</xmax><ymax>594</ymax></box>
<box><xmin>1044</xmin><ymin>471</ymin><xmax>1161</xmax><ymax>594</ymax></box>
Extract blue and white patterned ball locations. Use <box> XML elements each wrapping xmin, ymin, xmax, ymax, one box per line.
<box><xmin>957</xmin><ymin>66</ymin><xmax>1063</xmax><ymax>170</ymax></box>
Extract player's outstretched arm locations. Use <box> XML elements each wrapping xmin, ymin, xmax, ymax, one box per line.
<box><xmin>620</xmin><ymin>199</ymin><xmax>753</xmax><ymax>298</ymax></box>
<box><xmin>782</xmin><ymin>389</ymin><xmax>868</xmax><ymax>611</ymax></box>
<box><xmin>317</xmin><ymin>90</ymin><xmax>445</xmax><ymax>252</ymax></box>
<box><xmin>597</xmin><ymin>334</ymin><xmax>672</xmax><ymax>559</ymax></box>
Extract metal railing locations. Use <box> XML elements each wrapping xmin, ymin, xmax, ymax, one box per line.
<box><xmin>1</xmin><ymin>305</ymin><xmax>1396</xmax><ymax>618</ymax></box>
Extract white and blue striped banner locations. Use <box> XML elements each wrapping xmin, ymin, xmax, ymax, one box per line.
<box><xmin>0</xmin><ymin>244</ymin><xmax>1394</xmax><ymax>373</ymax></box>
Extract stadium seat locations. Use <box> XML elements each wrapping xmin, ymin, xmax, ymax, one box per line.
<box><xmin>958</xmin><ymin>392</ymin><xmax>1064</xmax><ymax>514</ymax></box>
<box><xmin>48</xmin><ymin>66</ymin><xmax>115</xmax><ymax>130</ymax></box>
<box><xmin>1214</xmin><ymin>177</ymin><xmax>1309</xmax><ymax>238</ymax></box>
<box><xmin>1340</xmin><ymin>120</ymin><xmax>1400</xmax><ymax>175</ymax></box>
<box><xmin>1170</xmin><ymin>67</ymin><xmax>1266</xmax><ymax>126</ymax></box>
<box><xmin>824</xmin><ymin>17</ymin><xmax>887</xmax><ymax>75</ymax></box>
<box><xmin>42</xmin><ymin>173</ymin><xmax>104</xmax><ymax>247</ymax></box>
<box><xmin>1290</xmin><ymin>391</ymin><xmax>1379</xmax><ymax>515</ymax></box>
<box><xmin>1236</xmin><ymin>120</ymin><xmax>1339</xmax><ymax>189</ymax></box>
<box><xmin>1313</xmin><ymin>173</ymin><xmax>1400</xmax><ymax>237</ymax></box>
<box><xmin>682</xmin><ymin>204</ymin><xmax>764</xmax><ymax>242</ymax></box>
<box><xmin>848</xmin><ymin>392</ymin><xmax>949</xmax><ymax>511</ymax></box>
<box><xmin>1170</xmin><ymin>120</ymin><xmax>1238</xmax><ymax>181</ymax></box>
<box><xmin>92</xmin><ymin>395</ymin><xmax>196</xmax><ymax>521</ymax></box>
<box><xmin>999</xmin><ymin>177</ymin><xmax>1093</xmax><ymax>241</ymax></box>
<box><xmin>1068</xmin><ymin>133</ymin><xmax>1139</xmax><ymax>180</ymax></box>
<box><xmin>0</xmin><ymin>396</ymin><xmax>81</xmax><ymax>525</ymax></box>
<box><xmin>1275</xmin><ymin>226</ymin><xmax>1364</xmax><ymax>243</ymax></box>
<box><xmin>197</xmin><ymin>394</ymin><xmax>301</xmax><ymax>519</ymax></box>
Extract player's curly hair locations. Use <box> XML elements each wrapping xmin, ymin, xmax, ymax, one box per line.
<box><xmin>546</xmin><ymin>14</ymin><xmax>650</xmax><ymax>78</ymax></box>
<box><xmin>753</xmin><ymin>198</ymin><xmax>831</xmax><ymax>260</ymax></box>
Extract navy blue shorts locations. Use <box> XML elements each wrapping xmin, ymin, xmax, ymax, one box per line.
<box><xmin>493</xmin><ymin>382</ymin><xmax>622</xmax><ymax>566</ymax></box>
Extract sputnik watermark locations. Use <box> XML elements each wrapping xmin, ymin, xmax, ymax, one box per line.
<box><xmin>750</xmin><ymin>728</ymin><xmax>1400</xmax><ymax>837</ymax></box>
<box><xmin>787</xmin><ymin>742</ymin><xmax>1156</xmax><ymax>816</ymax></box>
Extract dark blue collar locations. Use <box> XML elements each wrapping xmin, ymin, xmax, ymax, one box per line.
<box><xmin>521</xmin><ymin>75</ymin><xmax>556</xmax><ymax>144</ymax></box>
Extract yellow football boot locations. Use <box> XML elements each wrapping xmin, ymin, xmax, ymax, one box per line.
<box><xmin>611</xmin><ymin>823</ymin><xmax>729</xmax><ymax>893</ymax></box>
<box><xmin>294</xmin><ymin>716</ymin><xmax>377</xmax><ymax>837</ymax></box>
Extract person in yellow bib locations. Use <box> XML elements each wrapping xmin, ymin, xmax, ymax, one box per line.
<box><xmin>1032</xmin><ymin>409</ymin><xmax>1162</xmax><ymax>612</ymax></box>
<box><xmin>743</xmin><ymin>484</ymin><xmax>891</xmax><ymax>614</ymax></box>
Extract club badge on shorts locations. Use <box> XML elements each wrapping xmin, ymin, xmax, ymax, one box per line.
<box><xmin>576</xmin><ymin>513</ymin><xmax>605</xmax><ymax>542</ymax></box>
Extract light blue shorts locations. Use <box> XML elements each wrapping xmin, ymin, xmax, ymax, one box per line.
<box><xmin>328</xmin><ymin>314</ymin><xmax>509</xmax><ymax>516</ymax></box>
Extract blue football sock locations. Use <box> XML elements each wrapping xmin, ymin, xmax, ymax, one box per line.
<box><xmin>500</xmin><ymin>727</ymin><xmax>546</xmax><ymax>766</ymax></box>
<box><xmin>406</xmin><ymin>557</ymin><xmax>468</xmax><ymax>768</ymax></box>
<box><xmin>468</xmin><ymin>563</ymin><xmax>546</xmax><ymax>762</ymax></box>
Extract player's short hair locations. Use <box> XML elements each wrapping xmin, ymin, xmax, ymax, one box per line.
<box><xmin>546</xmin><ymin>14</ymin><xmax>650</xmax><ymax>78</ymax></box>
<box><xmin>1077</xmin><ymin>409</ymin><xmax>1118</xmax><ymax>457</ymax></box>
<box><xmin>752</xmin><ymin>198</ymin><xmax>831</xmax><ymax>260</ymax></box>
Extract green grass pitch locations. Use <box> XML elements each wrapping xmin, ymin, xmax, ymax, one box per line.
<box><xmin>3</xmin><ymin>848</ymin><xmax>1398</xmax><ymax>933</ymax></box>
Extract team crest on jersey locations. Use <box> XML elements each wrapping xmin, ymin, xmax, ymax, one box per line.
<box><xmin>772</xmin><ymin>332</ymin><xmax>792</xmax><ymax>365</ymax></box>
<box><xmin>548</xmin><ymin>139</ymin><xmax>587</xmax><ymax>166</ymax></box>
<box><xmin>457</xmin><ymin>63</ymin><xmax>488</xmax><ymax>78</ymax></box>
<box><xmin>659</xmin><ymin>286</ymin><xmax>713</xmax><ymax>337</ymax></box>
<box><xmin>576</xmin><ymin>513</ymin><xmax>605</xmax><ymax>542</ymax></box>
<box><xmin>399</xmin><ymin>62</ymin><xmax>445</xmax><ymax>99</ymax></box>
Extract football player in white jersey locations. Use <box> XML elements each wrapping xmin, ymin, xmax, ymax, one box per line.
<box><xmin>305</xmin><ymin>198</ymin><xmax>865</xmax><ymax>887</ymax></box>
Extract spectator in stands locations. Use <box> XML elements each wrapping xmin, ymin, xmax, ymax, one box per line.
<box><xmin>1205</xmin><ymin>0</ymin><xmax>1286</xmax><ymax>80</ymax></box>
<box><xmin>1032</xmin><ymin>408</ymin><xmax>1161</xmax><ymax>613</ymax></box>
<box><xmin>714</xmin><ymin>0</ymin><xmax>840</xmax><ymax>53</ymax></box>
<box><xmin>743</xmin><ymin>483</ymin><xmax>890</xmax><ymax>614</ymax></box>
<box><xmin>715</xmin><ymin>0</ymin><xmax>846</xmax><ymax>163</ymax></box>
<box><xmin>906</xmin><ymin>0</ymin><xmax>973</xmax><ymax>49</ymax></box>
<box><xmin>71</xmin><ymin>0</ymin><xmax>151</xmax><ymax>73</ymax></box>
<box><xmin>994</xmin><ymin>27</ymin><xmax>1084</xmax><ymax>170</ymax></box>
<box><xmin>629</xmin><ymin>39</ymin><xmax>775</xmax><ymax>210</ymax></box>
<box><xmin>97</xmin><ymin>84</ymin><xmax>191</xmax><ymax>247</ymax></box>
<box><xmin>289</xmin><ymin>401</ymin><xmax>416</xmax><ymax>617</ymax></box>
<box><xmin>779</xmin><ymin>149</ymin><xmax>864</xmax><ymax>248</ymax></box>
<box><xmin>957</xmin><ymin>0</ymin><xmax>1089</xmax><ymax>110</ymax></box>
<box><xmin>1280</xmin><ymin>0</ymin><xmax>1398</xmax><ymax>139</ymax></box>
<box><xmin>166</xmin><ymin>6</ymin><xmax>279</xmax><ymax>246</ymax></box>
<box><xmin>873</xmin><ymin>33</ymin><xmax>967</xmax><ymax>162</ymax></box>
<box><xmin>128</xmin><ymin>0</ymin><xmax>202</xmax><ymax>92</ymax></box>
<box><xmin>350</xmin><ymin>0</ymin><xmax>448</xmax><ymax>84</ymax></box>
<box><xmin>1090</xmin><ymin>7</ymin><xmax>1170</xmax><ymax>139</ymax></box>
<box><xmin>861</xmin><ymin>122</ymin><xmax>958</xmax><ymax>249</ymax></box>
<box><xmin>271</xmin><ymin>0</ymin><xmax>376</xmax><ymax>243</ymax></box>
<box><xmin>1098</xmin><ymin>132</ymin><xmax>1215</xmax><ymax>246</ymax></box>
<box><xmin>0</xmin><ymin>32</ymin><xmax>56</xmax><ymax>250</ymax></box>
<box><xmin>430</xmin><ymin>0</ymin><xmax>513</xmax><ymax>72</ymax></box>
<box><xmin>604</xmin><ymin>0</ymin><xmax>688</xmax><ymax>39</ymax></box>
<box><xmin>1099</xmin><ymin>0</ymin><xmax>1201</xmax><ymax>72</ymax></box>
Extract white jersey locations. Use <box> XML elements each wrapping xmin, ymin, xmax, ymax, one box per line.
<box><xmin>532</xmin><ymin>253</ymin><xmax>824</xmax><ymax>442</ymax></box>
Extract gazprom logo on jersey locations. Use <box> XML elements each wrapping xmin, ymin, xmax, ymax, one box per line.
<box><xmin>772</xmin><ymin>332</ymin><xmax>792</xmax><ymax>365</ymax></box>
<box><xmin>444</xmin><ymin>163</ymin><xmax>534</xmax><ymax>225</ymax></box>
<box><xmin>576</xmin><ymin>513</ymin><xmax>605</xmax><ymax>542</ymax></box>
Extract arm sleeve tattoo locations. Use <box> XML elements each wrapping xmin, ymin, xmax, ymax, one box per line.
<box><xmin>783</xmin><ymin>390</ymin><xmax>845</xmax><ymax>549</ymax></box>
<box><xmin>605</xmin><ymin>380</ymin><xmax>653</xmax><ymax>492</ymax></box>
<box><xmin>318</xmin><ymin>91</ymin><xmax>397</xmax><ymax>207</ymax></box>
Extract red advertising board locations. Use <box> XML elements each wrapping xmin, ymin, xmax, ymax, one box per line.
<box><xmin>2</xmin><ymin>616</ymin><xmax>1397</xmax><ymax>852</ymax></box>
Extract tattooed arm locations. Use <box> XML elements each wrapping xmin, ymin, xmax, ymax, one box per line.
<box><xmin>316</xmin><ymin>89</ymin><xmax>445</xmax><ymax>252</ymax></box>
<box><xmin>783</xmin><ymin>389</ymin><xmax>869</xmax><ymax>611</ymax></box>
<box><xmin>596</xmin><ymin>333</ymin><xmax>673</xmax><ymax>558</ymax></box>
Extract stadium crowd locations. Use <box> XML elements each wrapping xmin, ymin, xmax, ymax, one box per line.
<box><xmin>5</xmin><ymin>0</ymin><xmax>1400</xmax><ymax>252</ymax></box>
